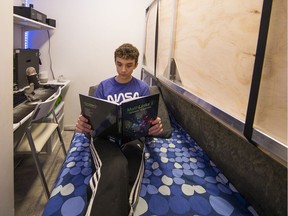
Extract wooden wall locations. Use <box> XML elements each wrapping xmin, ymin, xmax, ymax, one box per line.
<box><xmin>255</xmin><ymin>0</ymin><xmax>287</xmax><ymax>144</ymax></box>
<box><xmin>143</xmin><ymin>1</ymin><xmax>158</xmax><ymax>74</ymax></box>
<box><xmin>143</xmin><ymin>0</ymin><xmax>287</xmax><ymax>153</ymax></box>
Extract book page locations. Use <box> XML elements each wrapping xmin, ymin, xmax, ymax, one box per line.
<box><xmin>121</xmin><ymin>94</ymin><xmax>159</xmax><ymax>141</ymax></box>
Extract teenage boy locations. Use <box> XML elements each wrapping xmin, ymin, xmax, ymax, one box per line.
<box><xmin>75</xmin><ymin>43</ymin><xmax>163</xmax><ymax>216</ymax></box>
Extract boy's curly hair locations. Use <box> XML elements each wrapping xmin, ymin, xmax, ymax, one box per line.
<box><xmin>114</xmin><ymin>43</ymin><xmax>139</xmax><ymax>64</ymax></box>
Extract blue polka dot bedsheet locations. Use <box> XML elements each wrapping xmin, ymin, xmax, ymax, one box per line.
<box><xmin>42</xmin><ymin>133</ymin><xmax>93</xmax><ymax>216</ymax></box>
<box><xmin>43</xmin><ymin>116</ymin><xmax>257</xmax><ymax>216</ymax></box>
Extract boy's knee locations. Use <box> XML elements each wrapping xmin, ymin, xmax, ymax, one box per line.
<box><xmin>107</xmin><ymin>154</ymin><xmax>129</xmax><ymax>175</ymax></box>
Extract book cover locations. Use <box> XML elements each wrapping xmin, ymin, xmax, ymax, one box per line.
<box><xmin>79</xmin><ymin>93</ymin><xmax>159</xmax><ymax>147</ymax></box>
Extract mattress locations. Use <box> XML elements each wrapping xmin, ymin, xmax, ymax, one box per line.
<box><xmin>43</xmin><ymin>115</ymin><xmax>257</xmax><ymax>216</ymax></box>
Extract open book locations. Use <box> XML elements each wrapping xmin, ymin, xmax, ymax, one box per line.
<box><xmin>79</xmin><ymin>93</ymin><xmax>159</xmax><ymax>147</ymax></box>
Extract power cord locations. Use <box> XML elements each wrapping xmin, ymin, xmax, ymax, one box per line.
<box><xmin>47</xmin><ymin>30</ymin><xmax>55</xmax><ymax>80</ymax></box>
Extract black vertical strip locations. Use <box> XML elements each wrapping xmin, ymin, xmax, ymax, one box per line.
<box><xmin>154</xmin><ymin>0</ymin><xmax>159</xmax><ymax>76</ymax></box>
<box><xmin>244</xmin><ymin>0</ymin><xmax>273</xmax><ymax>142</ymax></box>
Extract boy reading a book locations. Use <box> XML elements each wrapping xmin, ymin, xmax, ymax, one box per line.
<box><xmin>75</xmin><ymin>43</ymin><xmax>163</xmax><ymax>216</ymax></box>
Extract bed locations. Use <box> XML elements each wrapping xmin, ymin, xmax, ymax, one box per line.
<box><xmin>42</xmin><ymin>110</ymin><xmax>257</xmax><ymax>216</ymax></box>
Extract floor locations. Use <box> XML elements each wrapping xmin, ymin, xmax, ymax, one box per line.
<box><xmin>14</xmin><ymin>130</ymin><xmax>74</xmax><ymax>216</ymax></box>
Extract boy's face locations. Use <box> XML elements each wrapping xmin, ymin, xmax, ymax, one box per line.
<box><xmin>115</xmin><ymin>57</ymin><xmax>138</xmax><ymax>80</ymax></box>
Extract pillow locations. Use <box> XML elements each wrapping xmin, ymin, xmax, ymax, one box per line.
<box><xmin>88</xmin><ymin>84</ymin><xmax>172</xmax><ymax>138</ymax></box>
<box><xmin>149</xmin><ymin>86</ymin><xmax>172</xmax><ymax>138</ymax></box>
<box><xmin>88</xmin><ymin>85</ymin><xmax>99</xmax><ymax>96</ymax></box>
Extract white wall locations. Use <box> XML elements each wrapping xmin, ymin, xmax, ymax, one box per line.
<box><xmin>0</xmin><ymin>1</ymin><xmax>14</xmax><ymax>215</ymax></box>
<box><xmin>19</xmin><ymin>0</ymin><xmax>153</xmax><ymax>128</ymax></box>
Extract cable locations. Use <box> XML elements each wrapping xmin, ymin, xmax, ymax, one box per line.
<box><xmin>47</xmin><ymin>30</ymin><xmax>55</xmax><ymax>80</ymax></box>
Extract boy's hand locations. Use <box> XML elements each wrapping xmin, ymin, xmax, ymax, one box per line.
<box><xmin>148</xmin><ymin>117</ymin><xmax>163</xmax><ymax>136</ymax></box>
<box><xmin>75</xmin><ymin>115</ymin><xmax>92</xmax><ymax>133</ymax></box>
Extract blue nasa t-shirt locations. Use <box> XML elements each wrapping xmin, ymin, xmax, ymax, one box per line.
<box><xmin>93</xmin><ymin>76</ymin><xmax>150</xmax><ymax>103</ymax></box>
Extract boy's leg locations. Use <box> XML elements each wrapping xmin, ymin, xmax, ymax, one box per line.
<box><xmin>89</xmin><ymin>138</ymin><xmax>130</xmax><ymax>216</ymax></box>
<box><xmin>121</xmin><ymin>139</ymin><xmax>145</xmax><ymax>195</ymax></box>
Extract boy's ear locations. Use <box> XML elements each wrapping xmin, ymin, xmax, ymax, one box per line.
<box><xmin>134</xmin><ymin>62</ymin><xmax>138</xmax><ymax>68</ymax></box>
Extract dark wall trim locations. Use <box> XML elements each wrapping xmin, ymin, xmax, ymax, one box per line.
<box><xmin>244</xmin><ymin>0</ymin><xmax>273</xmax><ymax>141</ymax></box>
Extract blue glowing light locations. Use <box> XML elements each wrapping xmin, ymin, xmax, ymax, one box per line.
<box><xmin>24</xmin><ymin>32</ymin><xmax>29</xmax><ymax>48</ymax></box>
<box><xmin>24</xmin><ymin>0</ymin><xmax>29</xmax><ymax>48</ymax></box>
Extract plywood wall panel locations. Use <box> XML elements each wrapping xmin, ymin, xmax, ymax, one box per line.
<box><xmin>254</xmin><ymin>0</ymin><xmax>287</xmax><ymax>144</ymax></box>
<box><xmin>174</xmin><ymin>0</ymin><xmax>262</xmax><ymax>121</ymax></box>
<box><xmin>143</xmin><ymin>2</ymin><xmax>158</xmax><ymax>73</ymax></box>
<box><xmin>156</xmin><ymin>0</ymin><xmax>174</xmax><ymax>77</ymax></box>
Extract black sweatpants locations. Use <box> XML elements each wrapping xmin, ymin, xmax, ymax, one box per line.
<box><xmin>88</xmin><ymin>138</ymin><xmax>144</xmax><ymax>216</ymax></box>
